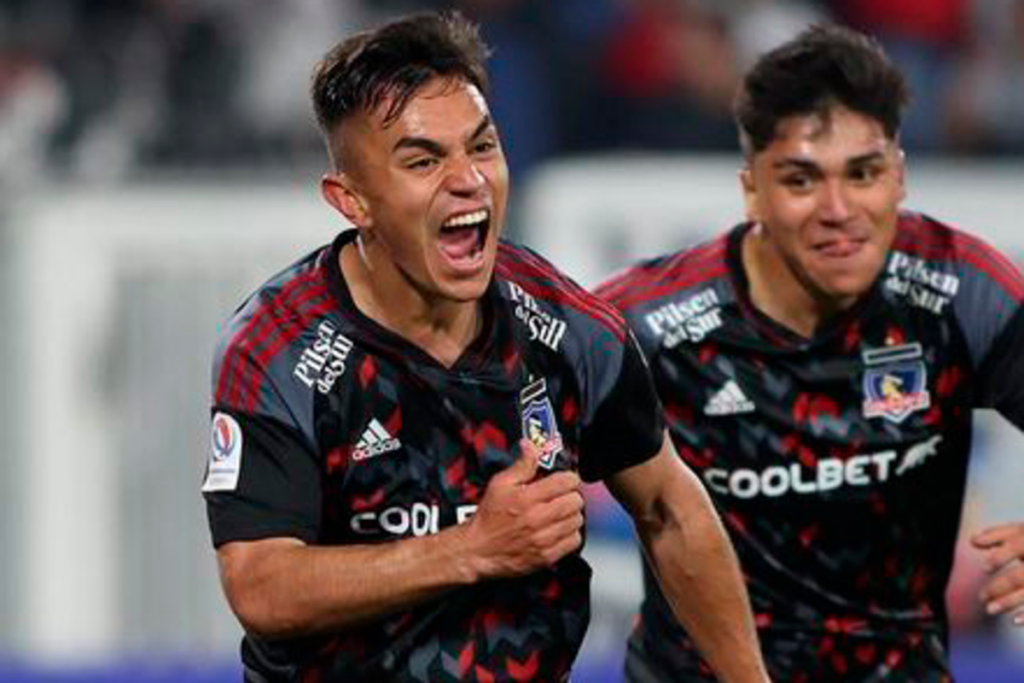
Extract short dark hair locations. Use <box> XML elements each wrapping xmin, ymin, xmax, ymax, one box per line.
<box><xmin>734</xmin><ymin>24</ymin><xmax>910</xmax><ymax>156</ymax></box>
<box><xmin>311</xmin><ymin>11</ymin><xmax>491</xmax><ymax>166</ymax></box>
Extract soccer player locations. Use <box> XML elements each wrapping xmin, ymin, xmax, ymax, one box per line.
<box><xmin>201</xmin><ymin>11</ymin><xmax>768</xmax><ymax>683</ymax></box>
<box><xmin>597</xmin><ymin>23</ymin><xmax>1024</xmax><ymax>682</ymax></box>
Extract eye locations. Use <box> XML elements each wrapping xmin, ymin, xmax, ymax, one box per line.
<box><xmin>782</xmin><ymin>174</ymin><xmax>814</xmax><ymax>192</ymax></box>
<box><xmin>405</xmin><ymin>156</ymin><xmax>438</xmax><ymax>171</ymax></box>
<box><xmin>472</xmin><ymin>138</ymin><xmax>498</xmax><ymax>155</ymax></box>
<box><xmin>849</xmin><ymin>165</ymin><xmax>882</xmax><ymax>184</ymax></box>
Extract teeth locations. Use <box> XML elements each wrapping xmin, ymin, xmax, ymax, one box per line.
<box><xmin>443</xmin><ymin>209</ymin><xmax>489</xmax><ymax>228</ymax></box>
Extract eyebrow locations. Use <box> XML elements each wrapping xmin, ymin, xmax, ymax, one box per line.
<box><xmin>772</xmin><ymin>150</ymin><xmax>888</xmax><ymax>172</ymax></box>
<box><xmin>392</xmin><ymin>115</ymin><xmax>493</xmax><ymax>156</ymax></box>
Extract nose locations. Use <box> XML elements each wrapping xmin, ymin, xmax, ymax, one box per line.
<box><xmin>445</xmin><ymin>153</ymin><xmax>485</xmax><ymax>195</ymax></box>
<box><xmin>819</xmin><ymin>180</ymin><xmax>852</xmax><ymax>224</ymax></box>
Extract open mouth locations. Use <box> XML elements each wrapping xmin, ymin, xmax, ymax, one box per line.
<box><xmin>438</xmin><ymin>209</ymin><xmax>490</xmax><ymax>270</ymax></box>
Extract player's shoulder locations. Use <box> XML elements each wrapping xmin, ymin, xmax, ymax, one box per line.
<box><xmin>890</xmin><ymin>211</ymin><xmax>1024</xmax><ymax>301</ymax></box>
<box><xmin>216</xmin><ymin>246</ymin><xmax>329</xmax><ymax>354</ymax></box>
<box><xmin>496</xmin><ymin>240</ymin><xmax>628</xmax><ymax>340</ymax></box>
<box><xmin>212</xmin><ymin>245</ymin><xmax>336</xmax><ymax>410</ymax></box>
<box><xmin>594</xmin><ymin>230</ymin><xmax>733</xmax><ymax>312</ymax></box>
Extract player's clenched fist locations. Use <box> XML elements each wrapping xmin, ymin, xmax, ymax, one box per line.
<box><xmin>455</xmin><ymin>437</ymin><xmax>584</xmax><ymax>580</ymax></box>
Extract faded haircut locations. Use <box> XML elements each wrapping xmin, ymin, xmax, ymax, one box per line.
<box><xmin>310</xmin><ymin>10</ymin><xmax>491</xmax><ymax>169</ymax></box>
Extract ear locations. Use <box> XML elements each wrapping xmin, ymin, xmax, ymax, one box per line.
<box><xmin>895</xmin><ymin>148</ymin><xmax>907</xmax><ymax>203</ymax></box>
<box><xmin>739</xmin><ymin>166</ymin><xmax>759</xmax><ymax>223</ymax></box>
<box><xmin>321</xmin><ymin>173</ymin><xmax>371</xmax><ymax>228</ymax></box>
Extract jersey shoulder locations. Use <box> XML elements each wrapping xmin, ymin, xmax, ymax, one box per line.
<box><xmin>594</xmin><ymin>232</ymin><xmax>732</xmax><ymax>314</ymax></box>
<box><xmin>496</xmin><ymin>240</ymin><xmax>628</xmax><ymax>341</ymax></box>
<box><xmin>888</xmin><ymin>211</ymin><xmax>1024</xmax><ymax>368</ymax></box>
<box><xmin>890</xmin><ymin>211</ymin><xmax>1024</xmax><ymax>303</ymax></box>
<box><xmin>212</xmin><ymin>246</ymin><xmax>337</xmax><ymax>416</ymax></box>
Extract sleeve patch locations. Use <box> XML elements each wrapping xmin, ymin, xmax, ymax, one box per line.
<box><xmin>202</xmin><ymin>412</ymin><xmax>244</xmax><ymax>492</ymax></box>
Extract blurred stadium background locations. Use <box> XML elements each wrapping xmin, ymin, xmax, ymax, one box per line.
<box><xmin>1</xmin><ymin>0</ymin><xmax>1023</xmax><ymax>681</ymax></box>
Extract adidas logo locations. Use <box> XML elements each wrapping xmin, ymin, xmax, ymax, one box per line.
<box><xmin>703</xmin><ymin>380</ymin><xmax>755</xmax><ymax>416</ymax></box>
<box><xmin>353</xmin><ymin>419</ymin><xmax>402</xmax><ymax>461</ymax></box>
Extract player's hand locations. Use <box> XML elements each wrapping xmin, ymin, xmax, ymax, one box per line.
<box><xmin>458</xmin><ymin>437</ymin><xmax>584</xmax><ymax>580</ymax></box>
<box><xmin>972</xmin><ymin>522</ymin><xmax>1024</xmax><ymax>625</ymax></box>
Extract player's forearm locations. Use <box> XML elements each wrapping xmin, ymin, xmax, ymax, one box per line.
<box><xmin>218</xmin><ymin>528</ymin><xmax>480</xmax><ymax>639</ymax></box>
<box><xmin>638</xmin><ymin>494</ymin><xmax>769</xmax><ymax>683</ymax></box>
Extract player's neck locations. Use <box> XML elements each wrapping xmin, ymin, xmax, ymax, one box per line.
<box><xmin>741</xmin><ymin>227</ymin><xmax>851</xmax><ymax>339</ymax></box>
<box><xmin>339</xmin><ymin>240</ymin><xmax>481</xmax><ymax>367</ymax></box>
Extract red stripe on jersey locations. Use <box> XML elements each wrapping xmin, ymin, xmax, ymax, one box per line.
<box><xmin>232</xmin><ymin>250</ymin><xmax>341</xmax><ymax>408</ymax></box>
<box><xmin>905</xmin><ymin>243</ymin><xmax>1024</xmax><ymax>302</ymax></box>
<box><xmin>597</xmin><ymin>239</ymin><xmax>728</xmax><ymax>311</ymax></box>
<box><xmin>612</xmin><ymin>260</ymin><xmax>729</xmax><ymax>312</ymax></box>
<box><xmin>216</xmin><ymin>271</ymin><xmax>329</xmax><ymax>410</ymax></box>
<box><xmin>219</xmin><ymin>276</ymin><xmax>327</xmax><ymax>408</ymax></box>
<box><xmin>597</xmin><ymin>237</ymin><xmax>727</xmax><ymax>307</ymax></box>
<box><xmin>241</xmin><ymin>289</ymin><xmax>334</xmax><ymax>412</ymax></box>
<box><xmin>215</xmin><ymin>274</ymin><xmax>310</xmax><ymax>407</ymax></box>
<box><xmin>894</xmin><ymin>220</ymin><xmax>1024</xmax><ymax>301</ymax></box>
<box><xmin>896</xmin><ymin>217</ymin><xmax>1024</xmax><ymax>295</ymax></box>
<box><xmin>239</xmin><ymin>284</ymin><xmax>329</xmax><ymax>386</ymax></box>
<box><xmin>496</xmin><ymin>243</ymin><xmax>627</xmax><ymax>340</ymax></box>
<box><xmin>497</xmin><ymin>243</ymin><xmax>625</xmax><ymax>329</ymax></box>
<box><xmin>951</xmin><ymin>231</ymin><xmax>1024</xmax><ymax>301</ymax></box>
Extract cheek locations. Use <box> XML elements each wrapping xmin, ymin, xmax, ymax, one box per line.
<box><xmin>762</xmin><ymin>208</ymin><xmax>808</xmax><ymax>249</ymax></box>
<box><xmin>758</xmin><ymin>188</ymin><xmax>805</xmax><ymax>224</ymax></box>
<box><xmin>486</xmin><ymin>167</ymin><xmax>510</xmax><ymax>208</ymax></box>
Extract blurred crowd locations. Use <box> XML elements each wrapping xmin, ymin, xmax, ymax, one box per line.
<box><xmin>1</xmin><ymin>0</ymin><xmax>1024</xmax><ymax>184</ymax></box>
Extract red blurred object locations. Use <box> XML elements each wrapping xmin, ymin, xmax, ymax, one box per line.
<box><xmin>838</xmin><ymin>0</ymin><xmax>968</xmax><ymax>45</ymax></box>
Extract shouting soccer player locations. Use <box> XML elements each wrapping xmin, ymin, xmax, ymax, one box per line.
<box><xmin>202</xmin><ymin>11</ymin><xmax>768</xmax><ymax>683</ymax></box>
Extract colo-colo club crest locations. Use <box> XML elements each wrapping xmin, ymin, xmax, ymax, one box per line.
<box><xmin>520</xmin><ymin>377</ymin><xmax>564</xmax><ymax>469</ymax></box>
<box><xmin>862</xmin><ymin>343</ymin><xmax>931</xmax><ymax>424</ymax></box>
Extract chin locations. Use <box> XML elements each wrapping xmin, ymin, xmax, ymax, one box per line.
<box><xmin>820</xmin><ymin>275</ymin><xmax>876</xmax><ymax>302</ymax></box>
<box><xmin>441</xmin><ymin>274</ymin><xmax>492</xmax><ymax>303</ymax></box>
<box><xmin>813</xmin><ymin>258</ymin><xmax>886</xmax><ymax>301</ymax></box>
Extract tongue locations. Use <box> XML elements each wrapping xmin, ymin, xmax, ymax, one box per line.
<box><xmin>438</xmin><ymin>226</ymin><xmax>479</xmax><ymax>261</ymax></box>
<box><xmin>819</xmin><ymin>238</ymin><xmax>860</xmax><ymax>258</ymax></box>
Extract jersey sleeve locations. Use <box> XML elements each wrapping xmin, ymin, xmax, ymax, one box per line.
<box><xmin>204</xmin><ymin>409</ymin><xmax>322</xmax><ymax>547</ymax></box>
<box><xmin>973</xmin><ymin>305</ymin><xmax>1024</xmax><ymax>429</ymax></box>
<box><xmin>203</xmin><ymin>333</ymin><xmax>322</xmax><ymax>548</ymax></box>
<box><xmin>950</xmin><ymin>235</ymin><xmax>1024</xmax><ymax>429</ymax></box>
<box><xmin>578</xmin><ymin>329</ymin><xmax>665</xmax><ymax>483</ymax></box>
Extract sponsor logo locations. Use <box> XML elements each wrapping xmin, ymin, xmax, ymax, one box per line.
<box><xmin>862</xmin><ymin>344</ymin><xmax>930</xmax><ymax>424</ymax></box>
<box><xmin>353</xmin><ymin>419</ymin><xmax>402</xmax><ymax>461</ymax></box>
<box><xmin>895</xmin><ymin>434</ymin><xmax>942</xmax><ymax>475</ymax></box>
<box><xmin>351</xmin><ymin>502</ymin><xmax>478</xmax><ymax>537</ymax></box>
<box><xmin>704</xmin><ymin>436</ymin><xmax>943</xmax><ymax>499</ymax></box>
<box><xmin>644</xmin><ymin>288</ymin><xmax>723</xmax><ymax>347</ymax></box>
<box><xmin>293</xmin><ymin>320</ymin><xmax>354</xmax><ymax>394</ymax></box>
<box><xmin>884</xmin><ymin>253</ymin><xmax>959</xmax><ymax>315</ymax></box>
<box><xmin>520</xmin><ymin>377</ymin><xmax>564</xmax><ymax>470</ymax></box>
<box><xmin>202</xmin><ymin>413</ymin><xmax>243</xmax><ymax>492</ymax></box>
<box><xmin>704</xmin><ymin>380</ymin><xmax>755</xmax><ymax>416</ymax></box>
<box><xmin>507</xmin><ymin>282</ymin><xmax>568</xmax><ymax>351</ymax></box>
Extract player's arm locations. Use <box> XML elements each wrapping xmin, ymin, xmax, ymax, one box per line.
<box><xmin>606</xmin><ymin>431</ymin><xmax>770</xmax><ymax>683</ymax></box>
<box><xmin>970</xmin><ymin>308</ymin><xmax>1024</xmax><ymax>626</ymax></box>
<box><xmin>216</xmin><ymin>438</ymin><xmax>584</xmax><ymax>639</ymax></box>
<box><xmin>960</xmin><ymin>255</ymin><xmax>1024</xmax><ymax>626</ymax></box>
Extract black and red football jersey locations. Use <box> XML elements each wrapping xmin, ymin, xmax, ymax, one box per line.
<box><xmin>597</xmin><ymin>212</ymin><xmax>1024</xmax><ymax>682</ymax></box>
<box><xmin>203</xmin><ymin>230</ymin><xmax>664</xmax><ymax>682</ymax></box>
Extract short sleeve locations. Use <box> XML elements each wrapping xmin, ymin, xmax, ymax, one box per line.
<box><xmin>203</xmin><ymin>409</ymin><xmax>322</xmax><ymax>547</ymax></box>
<box><xmin>578</xmin><ymin>330</ymin><xmax>665</xmax><ymax>483</ymax></box>
<box><xmin>943</xmin><ymin>231</ymin><xmax>1024</xmax><ymax>429</ymax></box>
<box><xmin>974</xmin><ymin>305</ymin><xmax>1024</xmax><ymax>430</ymax></box>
